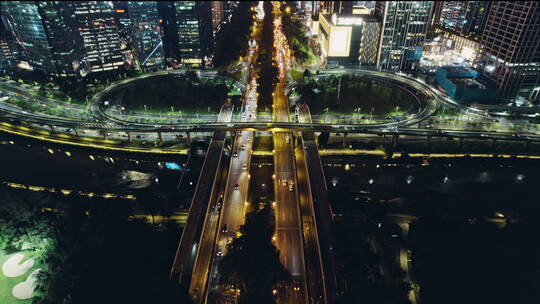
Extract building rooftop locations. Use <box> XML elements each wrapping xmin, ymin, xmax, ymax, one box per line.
<box><xmin>451</xmin><ymin>78</ymin><xmax>486</xmax><ymax>89</ymax></box>
<box><xmin>321</xmin><ymin>12</ymin><xmax>378</xmax><ymax>26</ymax></box>
<box><xmin>441</xmin><ymin>65</ymin><xmax>477</xmax><ymax>76</ymax></box>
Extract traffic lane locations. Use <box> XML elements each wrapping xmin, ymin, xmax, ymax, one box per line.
<box><xmin>295</xmin><ymin>143</ymin><xmax>327</xmax><ymax>302</ymax></box>
<box><xmin>183</xmin><ymin>107</ymin><xmax>233</xmax><ymax>296</ymax></box>
<box><xmin>275</xmin><ymin>230</ymin><xmax>303</xmax><ymax>276</ymax></box>
<box><xmin>273</xmin><ymin>140</ymin><xmax>308</xmax><ymax>303</ymax></box>
<box><xmin>190</xmin><ymin>203</ymin><xmax>221</xmax><ymax>300</ymax></box>
<box><xmin>303</xmin><ymin>137</ymin><xmax>341</xmax><ymax>299</ymax></box>
<box><xmin>219</xmin><ymin>134</ymin><xmax>252</xmax><ymax>242</ymax></box>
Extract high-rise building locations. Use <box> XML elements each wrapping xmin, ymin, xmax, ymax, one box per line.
<box><xmin>174</xmin><ymin>1</ymin><xmax>212</xmax><ymax>67</ymax></box>
<box><xmin>4</xmin><ymin>1</ymin><xmax>82</xmax><ymax>77</ymax></box>
<box><xmin>375</xmin><ymin>1</ymin><xmax>434</xmax><ymax>71</ymax></box>
<box><xmin>223</xmin><ymin>1</ymin><xmax>239</xmax><ymax>24</ymax></box>
<box><xmin>112</xmin><ymin>1</ymin><xmax>132</xmax><ymax>39</ymax></box>
<box><xmin>157</xmin><ymin>1</ymin><xmax>177</xmax><ymax>62</ymax></box>
<box><xmin>211</xmin><ymin>1</ymin><xmax>224</xmax><ymax>33</ymax></box>
<box><xmin>0</xmin><ymin>14</ymin><xmax>20</xmax><ymax>66</ymax></box>
<box><xmin>429</xmin><ymin>1</ymin><xmax>445</xmax><ymax>29</ymax></box>
<box><xmin>127</xmin><ymin>1</ymin><xmax>164</xmax><ymax>71</ymax></box>
<box><xmin>72</xmin><ymin>1</ymin><xmax>124</xmax><ymax>75</ymax></box>
<box><xmin>318</xmin><ymin>12</ymin><xmax>381</xmax><ymax>66</ymax></box>
<box><xmin>320</xmin><ymin>1</ymin><xmax>354</xmax><ymax>15</ymax></box>
<box><xmin>477</xmin><ymin>1</ymin><xmax>540</xmax><ymax>101</ymax></box>
<box><xmin>440</xmin><ymin>1</ymin><xmax>491</xmax><ymax>40</ymax></box>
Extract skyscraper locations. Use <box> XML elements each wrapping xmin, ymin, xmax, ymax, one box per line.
<box><xmin>157</xmin><ymin>1</ymin><xmax>178</xmax><ymax>62</ymax></box>
<box><xmin>4</xmin><ymin>1</ymin><xmax>82</xmax><ymax>77</ymax></box>
<box><xmin>375</xmin><ymin>1</ymin><xmax>434</xmax><ymax>71</ymax></box>
<box><xmin>174</xmin><ymin>1</ymin><xmax>212</xmax><ymax>67</ymax></box>
<box><xmin>477</xmin><ymin>1</ymin><xmax>540</xmax><ymax>101</ymax></box>
<box><xmin>0</xmin><ymin>13</ymin><xmax>20</xmax><ymax>66</ymax></box>
<box><xmin>223</xmin><ymin>1</ymin><xmax>239</xmax><ymax>24</ymax></box>
<box><xmin>440</xmin><ymin>1</ymin><xmax>491</xmax><ymax>39</ymax></box>
<box><xmin>320</xmin><ymin>1</ymin><xmax>354</xmax><ymax>15</ymax></box>
<box><xmin>211</xmin><ymin>1</ymin><xmax>224</xmax><ymax>33</ymax></box>
<box><xmin>72</xmin><ymin>1</ymin><xmax>124</xmax><ymax>75</ymax></box>
<box><xmin>127</xmin><ymin>1</ymin><xmax>164</xmax><ymax>71</ymax></box>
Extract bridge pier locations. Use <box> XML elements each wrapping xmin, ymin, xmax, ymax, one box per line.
<box><xmin>342</xmin><ymin>133</ymin><xmax>347</xmax><ymax>147</ymax></box>
<box><xmin>158</xmin><ymin>131</ymin><xmax>163</xmax><ymax>143</ymax></box>
<box><xmin>392</xmin><ymin>134</ymin><xmax>399</xmax><ymax>148</ymax></box>
<box><xmin>126</xmin><ymin>132</ymin><xmax>132</xmax><ymax>142</ymax></box>
<box><xmin>458</xmin><ymin>137</ymin><xmax>464</xmax><ymax>149</ymax></box>
<box><xmin>186</xmin><ymin>132</ymin><xmax>191</xmax><ymax>144</ymax></box>
<box><xmin>490</xmin><ymin>138</ymin><xmax>496</xmax><ymax>148</ymax></box>
<box><xmin>426</xmin><ymin>135</ymin><xmax>431</xmax><ymax>145</ymax></box>
<box><xmin>102</xmin><ymin>131</ymin><xmax>108</xmax><ymax>140</ymax></box>
<box><xmin>48</xmin><ymin>124</ymin><xmax>55</xmax><ymax>133</ymax></box>
<box><xmin>73</xmin><ymin>128</ymin><xmax>79</xmax><ymax>136</ymax></box>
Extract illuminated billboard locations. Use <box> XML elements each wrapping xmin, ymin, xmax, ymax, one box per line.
<box><xmin>328</xmin><ymin>27</ymin><xmax>351</xmax><ymax>57</ymax></box>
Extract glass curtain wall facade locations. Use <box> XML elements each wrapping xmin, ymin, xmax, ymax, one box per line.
<box><xmin>477</xmin><ymin>1</ymin><xmax>540</xmax><ymax>101</ymax></box>
<box><xmin>5</xmin><ymin>1</ymin><xmax>81</xmax><ymax>77</ymax></box>
<box><xmin>174</xmin><ymin>1</ymin><xmax>202</xmax><ymax>67</ymax></box>
<box><xmin>440</xmin><ymin>1</ymin><xmax>491</xmax><ymax>40</ymax></box>
<box><xmin>127</xmin><ymin>1</ymin><xmax>164</xmax><ymax>71</ymax></box>
<box><xmin>73</xmin><ymin>1</ymin><xmax>123</xmax><ymax>75</ymax></box>
<box><xmin>376</xmin><ymin>1</ymin><xmax>433</xmax><ymax>71</ymax></box>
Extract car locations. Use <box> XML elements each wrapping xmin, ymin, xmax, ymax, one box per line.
<box><xmin>242</xmin><ymin>163</ymin><xmax>247</xmax><ymax>170</ymax></box>
<box><xmin>234</xmin><ymin>184</ymin><xmax>239</xmax><ymax>190</ymax></box>
<box><xmin>221</xmin><ymin>224</ymin><xmax>228</xmax><ymax>233</ymax></box>
<box><xmin>241</xmin><ymin>144</ymin><xmax>245</xmax><ymax>150</ymax></box>
<box><xmin>233</xmin><ymin>151</ymin><xmax>238</xmax><ymax>157</ymax></box>
<box><xmin>512</xmin><ymin>133</ymin><xmax>519</xmax><ymax>137</ymax></box>
<box><xmin>285</xmin><ymin>135</ymin><xmax>290</xmax><ymax>143</ymax></box>
<box><xmin>293</xmin><ymin>280</ymin><xmax>300</xmax><ymax>292</ymax></box>
<box><xmin>282</xmin><ymin>179</ymin><xmax>287</xmax><ymax>186</ymax></box>
<box><xmin>288</xmin><ymin>185</ymin><xmax>294</xmax><ymax>192</ymax></box>
<box><xmin>216</xmin><ymin>249</ymin><xmax>223</xmax><ymax>256</ymax></box>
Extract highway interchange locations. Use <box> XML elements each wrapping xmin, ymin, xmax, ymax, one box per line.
<box><xmin>1</xmin><ymin>2</ymin><xmax>540</xmax><ymax>303</ymax></box>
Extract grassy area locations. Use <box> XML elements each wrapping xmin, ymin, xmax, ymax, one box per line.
<box><xmin>105</xmin><ymin>74</ymin><xmax>231</xmax><ymax>114</ymax></box>
<box><xmin>7</xmin><ymin>97</ymin><xmax>89</xmax><ymax>119</ymax></box>
<box><xmin>433</xmin><ymin>106</ymin><xmax>460</xmax><ymax>117</ymax></box>
<box><xmin>300</xmin><ymin>76</ymin><xmax>419</xmax><ymax>116</ymax></box>
<box><xmin>252</xmin><ymin>135</ymin><xmax>274</xmax><ymax>151</ymax></box>
<box><xmin>0</xmin><ymin>250</ymin><xmax>38</xmax><ymax>304</ymax></box>
<box><xmin>290</xmin><ymin>69</ymin><xmax>304</xmax><ymax>82</ymax></box>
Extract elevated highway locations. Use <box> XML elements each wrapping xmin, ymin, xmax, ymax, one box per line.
<box><xmin>170</xmin><ymin>104</ymin><xmax>233</xmax><ymax>283</ymax></box>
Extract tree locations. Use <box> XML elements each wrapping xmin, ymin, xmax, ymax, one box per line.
<box><xmin>213</xmin><ymin>2</ymin><xmax>257</xmax><ymax>69</ymax></box>
<box><xmin>219</xmin><ymin>204</ymin><xmax>291</xmax><ymax>303</ymax></box>
<box><xmin>281</xmin><ymin>5</ymin><xmax>315</xmax><ymax>65</ymax></box>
